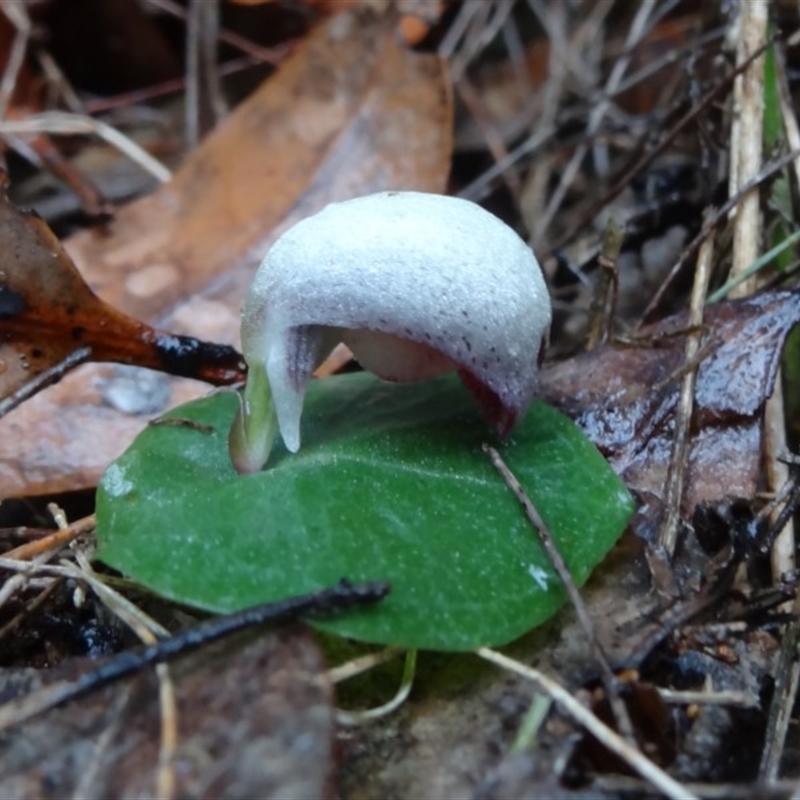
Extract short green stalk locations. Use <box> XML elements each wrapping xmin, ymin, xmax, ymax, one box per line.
<box><xmin>229</xmin><ymin>361</ymin><xmax>278</xmax><ymax>473</ymax></box>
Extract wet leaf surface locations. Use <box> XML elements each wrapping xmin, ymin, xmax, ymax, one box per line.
<box><xmin>539</xmin><ymin>291</ymin><xmax>800</xmax><ymax>514</ymax></box>
<box><xmin>0</xmin><ymin>627</ymin><xmax>336</xmax><ymax>799</ymax></box>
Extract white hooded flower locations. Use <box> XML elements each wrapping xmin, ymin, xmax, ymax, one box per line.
<box><xmin>230</xmin><ymin>191</ymin><xmax>551</xmax><ymax>473</ymax></box>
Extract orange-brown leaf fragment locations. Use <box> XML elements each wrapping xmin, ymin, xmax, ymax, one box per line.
<box><xmin>0</xmin><ymin>172</ymin><xmax>244</xmax><ymax>418</ymax></box>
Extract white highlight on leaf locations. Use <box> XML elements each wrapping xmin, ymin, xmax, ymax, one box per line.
<box><xmin>103</xmin><ymin>462</ymin><xmax>133</xmax><ymax>498</ymax></box>
<box><xmin>527</xmin><ymin>564</ymin><xmax>550</xmax><ymax>591</ymax></box>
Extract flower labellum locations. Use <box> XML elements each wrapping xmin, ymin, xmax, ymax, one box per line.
<box><xmin>229</xmin><ymin>191</ymin><xmax>552</xmax><ymax>473</ymax></box>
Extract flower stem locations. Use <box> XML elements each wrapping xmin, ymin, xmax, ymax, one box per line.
<box><xmin>228</xmin><ymin>361</ymin><xmax>277</xmax><ymax>473</ymax></box>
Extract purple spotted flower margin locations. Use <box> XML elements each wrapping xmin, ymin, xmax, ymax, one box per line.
<box><xmin>229</xmin><ymin>191</ymin><xmax>552</xmax><ymax>473</ymax></box>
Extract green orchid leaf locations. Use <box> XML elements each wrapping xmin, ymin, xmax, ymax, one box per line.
<box><xmin>96</xmin><ymin>372</ymin><xmax>633</xmax><ymax>651</ymax></box>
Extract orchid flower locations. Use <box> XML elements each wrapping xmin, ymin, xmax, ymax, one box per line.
<box><xmin>229</xmin><ymin>191</ymin><xmax>551</xmax><ymax>473</ymax></box>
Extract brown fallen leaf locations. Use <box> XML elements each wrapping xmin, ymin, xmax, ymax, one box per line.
<box><xmin>0</xmin><ymin>627</ymin><xmax>335</xmax><ymax>799</ymax></box>
<box><xmin>539</xmin><ymin>290</ymin><xmax>800</xmax><ymax>514</ymax></box>
<box><xmin>67</xmin><ymin>5</ymin><xmax>452</xmax><ymax>322</ymax></box>
<box><xmin>0</xmin><ymin>5</ymin><xmax>452</xmax><ymax>497</ymax></box>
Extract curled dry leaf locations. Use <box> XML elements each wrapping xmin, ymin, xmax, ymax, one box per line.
<box><xmin>0</xmin><ymin>172</ymin><xmax>245</xmax><ymax>420</ymax></box>
<box><xmin>539</xmin><ymin>290</ymin><xmax>800</xmax><ymax>515</ymax></box>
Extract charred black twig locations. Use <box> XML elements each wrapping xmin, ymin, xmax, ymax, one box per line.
<box><xmin>0</xmin><ymin>579</ymin><xmax>389</xmax><ymax>732</ymax></box>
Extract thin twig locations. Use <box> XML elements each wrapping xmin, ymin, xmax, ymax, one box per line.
<box><xmin>650</xmin><ymin>337</ymin><xmax>717</xmax><ymax>395</ymax></box>
<box><xmin>0</xmin><ymin>577</ymin><xmax>62</xmax><ymax>645</ymax></box>
<box><xmin>35</xmin><ymin>49</ymin><xmax>85</xmax><ymax>113</ymax></box>
<box><xmin>589</xmin><ymin>0</ymin><xmax>669</xmax><ymax>176</ymax></box>
<box><xmin>0</xmin><ymin>112</ymin><xmax>171</xmax><ymax>182</ymax></box>
<box><xmin>144</xmin><ymin>0</ymin><xmax>285</xmax><ymax>65</ymax></box>
<box><xmin>459</xmin><ymin>119</ymin><xmax>561</xmax><ymax>203</ymax></box>
<box><xmin>184</xmin><ymin>0</ymin><xmax>225</xmax><ymax>146</ymax></box>
<box><xmin>437</xmin><ymin>0</ymin><xmax>485</xmax><ymax>61</ymax></box>
<box><xmin>759</xmin><ymin>620</ymin><xmax>800</xmax><ymax>781</ymax></box>
<box><xmin>0</xmin><ymin>347</ymin><xmax>92</xmax><ymax>420</ymax></box>
<box><xmin>516</xmin><ymin>0</ymin><xmax>567</xmax><ymax>235</ymax></box>
<box><xmin>640</xmin><ymin>144</ymin><xmax>800</xmax><ymax>322</ymax></box>
<box><xmin>586</xmin><ymin>217</ymin><xmax>624</xmax><ymax>349</ymax></box>
<box><xmin>477</xmin><ymin>647</ymin><xmax>698</xmax><ymax>800</ymax></box>
<box><xmin>0</xmin><ymin>550</ymin><xmax>62</xmax><ymax>612</ymax></box>
<box><xmin>444</xmin><ymin>0</ymin><xmax>513</xmax><ymax>83</ymax></box>
<box><xmin>751</xmin><ymin>472</ymin><xmax>800</xmax><ymax>557</ymax></box>
<box><xmin>462</xmin><ymin>21</ymin><xmax>726</xmax><ymax>208</ymax></box>
<box><xmin>185</xmin><ymin>0</ymin><xmax>200</xmax><ymax>147</ymax></box>
<box><xmin>482</xmin><ymin>444</ymin><xmax>638</xmax><ymax>748</ymax></box>
<box><xmin>154</xmin><ymin>663</ymin><xmax>178</xmax><ymax>800</ymax></box>
<box><xmin>657</xmin><ymin>688</ymin><xmax>757</xmax><ymax>708</ymax></box>
<box><xmin>611</xmin><ymin>26</ymin><xmax>725</xmax><ymax>100</ymax></box>
<box><xmin>72</xmin><ymin>685</ymin><xmax>137</xmax><ymax>799</ymax></box>
<box><xmin>533</xmin><ymin>0</ymin><xmax>657</xmax><ymax>242</ymax></box>
<box><xmin>2</xmin><ymin>514</ymin><xmax>95</xmax><ymax>561</ymax></box>
<box><xmin>616</xmin><ymin>557</ymin><xmax>741</xmax><ymax>671</ymax></box>
<box><xmin>548</xmin><ymin>36</ymin><xmax>776</xmax><ymax>260</ymax></box>
<box><xmin>0</xmin><ymin>580</ymin><xmax>389</xmax><ymax>733</ymax></box>
<box><xmin>69</xmin><ymin>550</ymin><xmax>178</xmax><ymax>800</ymax></box>
<box><xmin>328</xmin><ymin>647</ymin><xmax>404</xmax><ymax>684</ymax></box>
<box><xmin>0</xmin><ymin>0</ymin><xmax>30</xmax><ymax>121</ymax></box>
<box><xmin>728</xmin><ymin>0</ymin><xmax>767</xmax><ymax>293</ymax></box>
<box><xmin>657</xmin><ymin>214</ymin><xmax>715</xmax><ymax>557</ymax></box>
<box><xmin>456</xmin><ymin>76</ymin><xmax>520</xmax><ymax>201</ymax></box>
<box><xmin>84</xmin><ymin>54</ymin><xmax>272</xmax><ymax>115</ymax></box>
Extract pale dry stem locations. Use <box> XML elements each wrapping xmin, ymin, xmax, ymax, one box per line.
<box><xmin>658</xmin><ymin>215</ymin><xmax>715</xmax><ymax>556</ymax></box>
<box><xmin>0</xmin><ymin>0</ymin><xmax>30</xmax><ymax>121</ymax></box>
<box><xmin>0</xmin><ymin>112</ymin><xmax>172</xmax><ymax>182</ymax></box>
<box><xmin>483</xmin><ymin>444</ymin><xmax>639</xmax><ymax>748</ymax></box>
<box><xmin>335</xmin><ymin>649</ymin><xmax>417</xmax><ymax>726</ymax></box>
<box><xmin>727</xmin><ymin>0</ymin><xmax>795</xmax><ymax>588</ymax></box>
